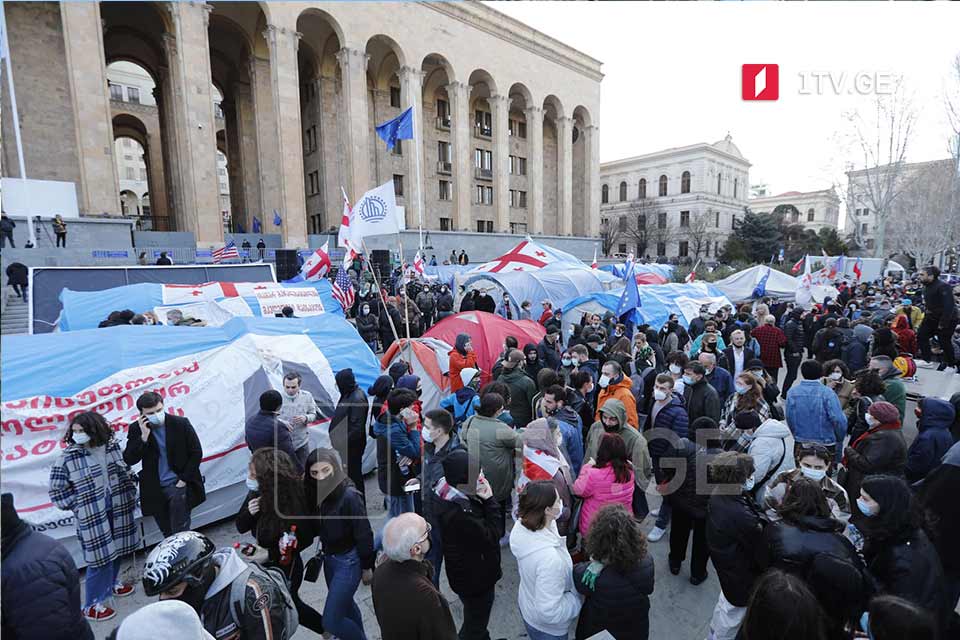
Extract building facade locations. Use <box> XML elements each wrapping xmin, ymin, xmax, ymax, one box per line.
<box><xmin>749</xmin><ymin>188</ymin><xmax>840</xmax><ymax>233</ymax></box>
<box><xmin>1</xmin><ymin>1</ymin><xmax>602</xmax><ymax>247</ymax></box>
<box><xmin>599</xmin><ymin>135</ymin><xmax>751</xmax><ymax>262</ymax></box>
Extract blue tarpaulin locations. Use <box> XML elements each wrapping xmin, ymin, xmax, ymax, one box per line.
<box><xmin>461</xmin><ymin>265</ymin><xmax>619</xmax><ymax>316</ymax></box>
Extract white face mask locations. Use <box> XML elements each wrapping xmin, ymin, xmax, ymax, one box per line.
<box><xmin>653</xmin><ymin>389</ymin><xmax>668</xmax><ymax>401</ymax></box>
<box><xmin>245</xmin><ymin>477</ymin><xmax>259</xmax><ymax>492</ymax></box>
<box><xmin>865</xmin><ymin>413</ymin><xmax>878</xmax><ymax>428</ymax></box>
<box><xmin>669</xmin><ymin>364</ymin><xmax>682</xmax><ymax>375</ymax></box>
<box><xmin>598</xmin><ymin>374</ymin><xmax>611</xmax><ymax>388</ymax></box>
<box><xmin>829</xmin><ymin>371</ymin><xmax>843</xmax><ymax>381</ymax></box>
<box><xmin>800</xmin><ymin>466</ymin><xmax>827</xmax><ymax>482</ymax></box>
<box><xmin>72</xmin><ymin>431</ymin><xmax>91</xmax><ymax>446</ymax></box>
<box><xmin>421</xmin><ymin>427</ymin><xmax>435</xmax><ymax>443</ymax></box>
<box><xmin>743</xmin><ymin>475</ymin><xmax>756</xmax><ymax>491</ymax></box>
<box><xmin>146</xmin><ymin>412</ymin><xmax>164</xmax><ymax>427</ymax></box>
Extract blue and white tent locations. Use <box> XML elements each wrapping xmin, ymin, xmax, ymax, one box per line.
<box><xmin>600</xmin><ymin>262</ymin><xmax>674</xmax><ymax>280</ymax></box>
<box><xmin>459</xmin><ymin>264</ymin><xmax>619</xmax><ymax>316</ymax></box>
<box><xmin>559</xmin><ymin>282</ymin><xmax>732</xmax><ymax>335</ymax></box>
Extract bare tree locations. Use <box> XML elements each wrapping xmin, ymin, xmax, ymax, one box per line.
<box><xmin>890</xmin><ymin>160</ymin><xmax>960</xmax><ymax>268</ymax></box>
<box><xmin>599</xmin><ymin>217</ymin><xmax>621</xmax><ymax>256</ymax></box>
<box><xmin>647</xmin><ymin>210</ymin><xmax>674</xmax><ymax>260</ymax></box>
<box><xmin>621</xmin><ymin>198</ymin><xmax>659</xmax><ymax>258</ymax></box>
<box><xmin>842</xmin><ymin>79</ymin><xmax>917</xmax><ymax>258</ymax></box>
<box><xmin>686</xmin><ymin>209</ymin><xmax>718</xmax><ymax>260</ymax></box>
<box><xmin>946</xmin><ymin>52</ymin><xmax>960</xmax><ymax>163</ymax></box>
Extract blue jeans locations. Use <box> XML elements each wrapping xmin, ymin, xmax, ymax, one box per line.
<box><xmin>323</xmin><ymin>549</ymin><xmax>367</xmax><ymax>640</ymax></box>
<box><xmin>84</xmin><ymin>491</ymin><xmax>121</xmax><ymax>608</ymax></box>
<box><xmin>523</xmin><ymin>620</ymin><xmax>567</xmax><ymax>640</ymax></box>
<box><xmin>655</xmin><ymin>497</ymin><xmax>672</xmax><ymax>530</ymax></box>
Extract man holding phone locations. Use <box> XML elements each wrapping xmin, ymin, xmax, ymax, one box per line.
<box><xmin>123</xmin><ymin>391</ymin><xmax>205</xmax><ymax>537</ymax></box>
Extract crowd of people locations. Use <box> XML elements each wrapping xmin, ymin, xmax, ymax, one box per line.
<box><xmin>3</xmin><ymin>266</ymin><xmax>959</xmax><ymax>640</ymax></box>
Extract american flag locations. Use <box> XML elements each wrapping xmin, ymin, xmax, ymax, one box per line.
<box><xmin>331</xmin><ymin>267</ymin><xmax>355</xmax><ymax>311</ymax></box>
<box><xmin>212</xmin><ymin>241</ymin><xmax>239</xmax><ymax>263</ymax></box>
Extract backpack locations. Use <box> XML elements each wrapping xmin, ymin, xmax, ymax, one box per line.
<box><xmin>228</xmin><ymin>562</ymin><xmax>299</xmax><ymax>639</ymax></box>
<box><xmin>821</xmin><ymin>332</ymin><xmax>844</xmax><ymax>361</ymax></box>
<box><xmin>893</xmin><ymin>355</ymin><xmax>917</xmax><ymax>378</ymax></box>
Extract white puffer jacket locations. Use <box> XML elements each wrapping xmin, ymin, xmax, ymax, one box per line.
<box><xmin>509</xmin><ymin>520</ymin><xmax>582</xmax><ymax>636</ymax></box>
<box><xmin>748</xmin><ymin>418</ymin><xmax>796</xmax><ymax>502</ymax></box>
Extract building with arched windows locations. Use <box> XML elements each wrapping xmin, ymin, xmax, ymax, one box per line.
<box><xmin>748</xmin><ymin>189</ymin><xmax>840</xmax><ymax>234</ymax></box>
<box><xmin>599</xmin><ymin>134</ymin><xmax>750</xmax><ymax>262</ymax></box>
<box><xmin>0</xmin><ymin>1</ymin><xmax>602</xmax><ymax>248</ymax></box>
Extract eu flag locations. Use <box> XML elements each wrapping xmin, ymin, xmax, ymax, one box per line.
<box><xmin>376</xmin><ymin>107</ymin><xmax>415</xmax><ymax>150</ymax></box>
<box><xmin>616</xmin><ymin>262</ymin><xmax>642</xmax><ymax>324</ymax></box>
<box><xmin>752</xmin><ymin>267</ymin><xmax>771</xmax><ymax>298</ymax></box>
<box><xmin>273</xmin><ymin>209</ymin><xmax>282</xmax><ymax>226</ymax></box>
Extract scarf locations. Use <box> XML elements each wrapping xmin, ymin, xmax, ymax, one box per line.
<box><xmin>842</xmin><ymin>422</ymin><xmax>900</xmax><ymax>466</ymax></box>
<box><xmin>434</xmin><ymin>477</ymin><xmax>470</xmax><ymax>506</ymax></box>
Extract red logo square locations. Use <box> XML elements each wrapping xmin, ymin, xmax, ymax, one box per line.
<box><xmin>742</xmin><ymin>64</ymin><xmax>779</xmax><ymax>101</ymax></box>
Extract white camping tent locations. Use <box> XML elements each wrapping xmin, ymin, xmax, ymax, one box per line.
<box><xmin>714</xmin><ymin>265</ymin><xmax>838</xmax><ymax>306</ymax></box>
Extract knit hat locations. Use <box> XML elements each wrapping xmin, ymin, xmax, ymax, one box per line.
<box><xmin>745</xmin><ymin>358</ymin><xmax>766</xmax><ymax>372</ymax></box>
<box><xmin>397</xmin><ymin>374</ymin><xmax>420</xmax><ymax>392</ymax></box>
<box><xmin>441</xmin><ymin>448</ymin><xmax>471</xmax><ymax>487</ymax></box>
<box><xmin>867</xmin><ymin>401</ymin><xmax>900</xmax><ymax>425</ymax></box>
<box><xmin>117</xmin><ymin>600</ymin><xmax>214</xmax><ymax>640</ymax></box>
<box><xmin>367</xmin><ymin>374</ymin><xmax>394</xmax><ymax>398</ymax></box>
<box><xmin>734</xmin><ymin>411</ymin><xmax>763</xmax><ymax>433</ymax></box>
<box><xmin>460</xmin><ymin>367</ymin><xmax>480</xmax><ymax>388</ymax></box>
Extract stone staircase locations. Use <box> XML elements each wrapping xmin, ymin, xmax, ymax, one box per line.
<box><xmin>1</xmin><ymin>293</ymin><xmax>29</xmax><ymax>335</ymax></box>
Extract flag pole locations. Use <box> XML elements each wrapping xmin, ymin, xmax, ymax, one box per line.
<box><xmin>397</xmin><ymin>235</ymin><xmax>415</xmax><ymax>366</ymax></box>
<box><xmin>412</xmin><ymin>106</ymin><xmax>426</xmax><ymax>255</ymax></box>
<box><xmin>360</xmin><ymin>238</ymin><xmax>402</xmax><ymax>350</ymax></box>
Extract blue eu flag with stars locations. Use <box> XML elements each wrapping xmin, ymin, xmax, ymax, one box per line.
<box><xmin>616</xmin><ymin>262</ymin><xmax>642</xmax><ymax>325</ymax></box>
<box><xmin>752</xmin><ymin>267</ymin><xmax>771</xmax><ymax>298</ymax></box>
<box><xmin>376</xmin><ymin>107</ymin><xmax>414</xmax><ymax>150</ymax></box>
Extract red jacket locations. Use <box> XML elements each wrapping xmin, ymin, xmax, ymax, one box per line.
<box><xmin>448</xmin><ymin>350</ymin><xmax>478</xmax><ymax>391</ymax></box>
<box><xmin>892</xmin><ymin>315</ymin><xmax>917</xmax><ymax>356</ymax></box>
<box><xmin>538</xmin><ymin>309</ymin><xmax>553</xmax><ymax>326</ymax></box>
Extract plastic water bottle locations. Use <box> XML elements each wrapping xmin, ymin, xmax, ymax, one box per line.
<box><xmin>396</xmin><ymin>451</ymin><xmax>410</xmax><ymax>477</ymax></box>
<box><xmin>279</xmin><ymin>525</ymin><xmax>298</xmax><ymax>566</ymax></box>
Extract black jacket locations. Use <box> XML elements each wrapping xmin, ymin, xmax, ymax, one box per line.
<box><xmin>5</xmin><ymin>262</ymin><xmax>27</xmax><ymax>287</ymax></box>
<box><xmin>720</xmin><ymin>346</ymin><xmax>757</xmax><ymax>377</ymax></box>
<box><xmin>235</xmin><ymin>491</ymin><xmax>314</xmax><ymax>565</ymax></box>
<box><xmin>244</xmin><ymin>411</ymin><xmax>299</xmax><ymax>468</ymax></box>
<box><xmin>922</xmin><ymin>279</ymin><xmax>956</xmax><ymax>322</ymax></box>
<box><xmin>435</xmin><ymin>493</ymin><xmax>502</xmax><ymax>596</ymax></box>
<box><xmin>573</xmin><ymin>554</ymin><xmax>655</xmax><ymax>640</ymax></box>
<box><xmin>537</xmin><ymin>337</ymin><xmax>563</xmax><ymax>371</ymax></box>
<box><xmin>436</xmin><ymin>292</ymin><xmax>454</xmax><ymax>313</ymax></box>
<box><xmin>783</xmin><ymin>318</ymin><xmax>806</xmax><ymax>355</ymax></box>
<box><xmin>309</xmin><ymin>482</ymin><xmax>375</xmax><ymax>570</ymax></box>
<box><xmin>763</xmin><ymin>516</ymin><xmax>871</xmax><ymax>631</ymax></box>
<box><xmin>123</xmin><ymin>413</ymin><xmax>205</xmax><ymax>516</ymax></box>
<box><xmin>1</xmin><ymin>516</ymin><xmax>94</xmax><ymax>640</ymax></box>
<box><xmin>356</xmin><ymin>312</ymin><xmax>380</xmax><ymax>342</ymax></box>
<box><xmin>864</xmin><ymin>528</ymin><xmax>947</xmax><ymax>621</ymax></box>
<box><xmin>682</xmin><ymin>378</ymin><xmax>721</xmax><ymax>426</ymax></box>
<box><xmin>330</xmin><ymin>386</ymin><xmax>369</xmax><ymax>453</ymax></box>
<box><xmin>706</xmin><ymin>493</ymin><xmax>766</xmax><ymax>606</ymax></box>
<box><xmin>475</xmin><ymin>294</ymin><xmax>496</xmax><ymax>314</ymax></box>
<box><xmin>843</xmin><ymin>426</ymin><xmax>907</xmax><ymax>522</ymax></box>
<box><xmin>663</xmin><ymin>438</ymin><xmax>712</xmax><ymax>518</ymax></box>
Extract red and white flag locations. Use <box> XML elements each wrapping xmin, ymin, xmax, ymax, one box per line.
<box><xmin>300</xmin><ymin>242</ymin><xmax>332</xmax><ymax>281</ymax></box>
<box><xmin>471</xmin><ymin>239</ymin><xmax>555</xmax><ymax>273</ymax></box>
<box><xmin>791</xmin><ymin>256</ymin><xmax>805</xmax><ymax>274</ymax></box>
<box><xmin>685</xmin><ymin>270</ymin><xmax>696</xmax><ymax>283</ymax></box>
<box><xmin>591</xmin><ymin>248</ymin><xmax>598</xmax><ymax>269</ymax></box>
<box><xmin>413</xmin><ymin>251</ymin><xmax>425</xmax><ymax>275</ymax></box>
<box><xmin>521</xmin><ymin>445</ymin><xmax>562</xmax><ymax>483</ymax></box>
<box><xmin>338</xmin><ymin>187</ymin><xmax>360</xmax><ymax>268</ymax></box>
<box><xmin>852</xmin><ymin>257</ymin><xmax>863</xmax><ymax>280</ymax></box>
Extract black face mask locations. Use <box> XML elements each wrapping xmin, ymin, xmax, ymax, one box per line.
<box><xmin>175</xmin><ymin>564</ymin><xmax>216</xmax><ymax>615</ymax></box>
<box><xmin>603</xmin><ymin>423</ymin><xmax>620</xmax><ymax>433</ymax></box>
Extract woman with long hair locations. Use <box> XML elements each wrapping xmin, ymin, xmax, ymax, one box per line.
<box><xmin>720</xmin><ymin>373</ymin><xmax>770</xmax><ymax>433</ymax></box>
<box><xmin>846</xmin><ymin>368</ymin><xmax>888</xmax><ymax>442</ymax></box>
<box><xmin>740</xmin><ymin>570</ymin><xmax>829</xmax><ymax>640</ymax></box>
<box><xmin>572</xmin><ymin>433</ymin><xmax>634</xmax><ymax>538</ymax></box>
<box><xmin>304</xmin><ymin>448</ymin><xmax>375</xmax><ymax>640</ymax></box>
<box><xmin>573</xmin><ymin>505</ymin><xmax>655</xmax><ymax>640</ymax></box>
<box><xmin>236</xmin><ymin>447</ymin><xmax>324</xmax><ymax>635</ymax></box>
<box><xmin>821</xmin><ymin>359</ymin><xmax>854</xmax><ymax>411</ymax></box>
<box><xmin>608</xmin><ymin>337</ymin><xmax>633</xmax><ymax>374</ymax></box>
<box><xmin>48</xmin><ymin>411</ymin><xmax>140</xmax><ymax>622</ymax></box>
<box><xmin>841</xmin><ymin>401</ymin><xmax>907</xmax><ymax>523</ymax></box>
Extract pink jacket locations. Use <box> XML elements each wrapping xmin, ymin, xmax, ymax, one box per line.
<box><xmin>572</xmin><ymin>464</ymin><xmax>635</xmax><ymax>536</ymax></box>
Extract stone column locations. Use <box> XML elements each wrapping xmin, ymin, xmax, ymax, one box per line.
<box><xmin>583</xmin><ymin>124</ymin><xmax>601</xmax><ymax>237</ymax></box>
<box><xmin>163</xmin><ymin>1</ymin><xmax>221</xmax><ymax>244</ymax></box>
<box><xmin>398</xmin><ymin>66</ymin><xmax>425</xmax><ymax>233</ymax></box>
<box><xmin>557</xmin><ymin>116</ymin><xmax>574</xmax><ymax>235</ymax></box>
<box><xmin>337</xmin><ymin>47</ymin><xmax>372</xmax><ymax>203</ymax></box>
<box><xmin>154</xmin><ymin>68</ymin><xmax>183</xmax><ymax>230</ymax></box>
<box><xmin>232</xmin><ymin>81</ymin><xmax>261</xmax><ymax>232</ymax></box>
<box><xmin>490</xmin><ymin>94</ymin><xmax>510</xmax><ymax>233</ymax></box>
<box><xmin>143</xmin><ymin>120</ymin><xmax>170</xmax><ymax>225</ymax></box>
<box><xmin>249</xmin><ymin>55</ymin><xmax>279</xmax><ymax>224</ymax></box>
<box><xmin>446</xmin><ymin>81</ymin><xmax>471</xmax><ymax>231</ymax></box>
<box><xmin>265</xmin><ymin>25</ymin><xmax>308</xmax><ymax>248</ymax></box>
<box><xmin>221</xmin><ymin>101</ymin><xmax>247</xmax><ymax>230</ymax></box>
<box><xmin>60</xmin><ymin>1</ymin><xmax>119</xmax><ymax>215</ymax></box>
<box><xmin>525</xmin><ymin>106</ymin><xmax>544</xmax><ymax>235</ymax></box>
<box><xmin>318</xmin><ymin>75</ymin><xmax>344</xmax><ymax>228</ymax></box>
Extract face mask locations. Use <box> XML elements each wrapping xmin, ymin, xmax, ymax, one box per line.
<box><xmin>857</xmin><ymin>497</ymin><xmax>877</xmax><ymax>517</ymax></box>
<box><xmin>800</xmin><ymin>466</ymin><xmax>827</xmax><ymax>482</ymax></box>
<box><xmin>669</xmin><ymin>364</ymin><xmax>682</xmax><ymax>375</ymax></box>
<box><xmin>598</xmin><ymin>374</ymin><xmax>610</xmax><ymax>388</ymax></box>
<box><xmin>420</xmin><ymin>427</ymin><xmax>435</xmax><ymax>443</ymax></box>
<box><xmin>735</xmin><ymin>383</ymin><xmax>749</xmax><ymax>395</ymax></box>
<box><xmin>864</xmin><ymin>413</ymin><xmax>878</xmax><ymax>428</ymax></box>
<box><xmin>681</xmin><ymin>375</ymin><xmax>695</xmax><ymax>386</ymax></box>
<box><xmin>829</xmin><ymin>371</ymin><xmax>843</xmax><ymax>381</ymax></box>
<box><xmin>545</xmin><ymin>405</ymin><xmax>559</xmax><ymax>416</ymax></box>
<box><xmin>147</xmin><ymin>412</ymin><xmax>164</xmax><ymax>427</ymax></box>
<box><xmin>561</xmin><ymin>357</ymin><xmax>572</xmax><ymax>367</ymax></box>
<box><xmin>72</xmin><ymin>432</ymin><xmax>91</xmax><ymax>446</ymax></box>
<box><xmin>245</xmin><ymin>477</ymin><xmax>259</xmax><ymax>492</ymax></box>
<box><xmin>743</xmin><ymin>475</ymin><xmax>755</xmax><ymax>492</ymax></box>
<box><xmin>653</xmin><ymin>389</ymin><xmax>668</xmax><ymax>401</ymax></box>
<box><xmin>546</xmin><ymin>498</ymin><xmax>563</xmax><ymax>519</ymax></box>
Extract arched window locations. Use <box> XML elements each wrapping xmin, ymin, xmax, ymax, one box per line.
<box><xmin>619</xmin><ymin>181</ymin><xmax>627</xmax><ymax>202</ymax></box>
<box><xmin>717</xmin><ymin>173</ymin><xmax>722</xmax><ymax>195</ymax></box>
<box><xmin>681</xmin><ymin>171</ymin><xmax>691</xmax><ymax>194</ymax></box>
<box><xmin>733</xmin><ymin>178</ymin><xmax>738</xmax><ymax>198</ymax></box>
<box><xmin>807</xmin><ymin>208</ymin><xmax>815</xmax><ymax>222</ymax></box>
<box><xmin>601</xmin><ymin>184</ymin><xmax>609</xmax><ymax>204</ymax></box>
<box><xmin>639</xmin><ymin>178</ymin><xmax>647</xmax><ymax>199</ymax></box>
<box><xmin>658</xmin><ymin>174</ymin><xmax>668</xmax><ymax>197</ymax></box>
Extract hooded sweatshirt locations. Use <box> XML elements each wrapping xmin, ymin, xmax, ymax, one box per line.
<box><xmin>448</xmin><ymin>334</ymin><xmax>478</xmax><ymax>392</ymax></box>
<box><xmin>746</xmin><ymin>418</ymin><xmax>796</xmax><ymax>502</ymax></box>
<box><xmin>595</xmin><ymin>374</ymin><xmax>640</xmax><ymax>430</ymax></box>
<box><xmin>905</xmin><ymin>398</ymin><xmax>956</xmax><ymax>483</ymax></box>
<box><xmin>584</xmin><ymin>399</ymin><xmax>653</xmax><ymax>488</ymax></box>
<box><xmin>509</xmin><ymin>520</ymin><xmax>582</xmax><ymax>636</ymax></box>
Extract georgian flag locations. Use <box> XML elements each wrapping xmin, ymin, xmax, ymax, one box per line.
<box><xmin>521</xmin><ymin>445</ymin><xmax>562</xmax><ymax>483</ymax></box>
<box><xmin>338</xmin><ymin>187</ymin><xmax>360</xmax><ymax>268</ymax></box>
<box><xmin>301</xmin><ymin>242</ymin><xmax>333</xmax><ymax>281</ymax></box>
<box><xmin>413</xmin><ymin>251</ymin><xmax>425</xmax><ymax>275</ymax></box>
<box><xmin>791</xmin><ymin>256</ymin><xmax>805</xmax><ymax>274</ymax></box>
<box><xmin>591</xmin><ymin>248</ymin><xmax>598</xmax><ymax>269</ymax></box>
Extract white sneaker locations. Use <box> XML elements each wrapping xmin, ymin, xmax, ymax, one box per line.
<box><xmin>650</xmin><ymin>508</ymin><xmax>660</xmax><ymax>517</ymax></box>
<box><xmin>647</xmin><ymin>526</ymin><xmax>667</xmax><ymax>542</ymax></box>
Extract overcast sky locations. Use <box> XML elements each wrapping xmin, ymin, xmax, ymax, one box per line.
<box><xmin>490</xmin><ymin>1</ymin><xmax>959</xmax><ymax>204</ymax></box>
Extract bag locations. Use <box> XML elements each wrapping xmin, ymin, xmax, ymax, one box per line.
<box><xmin>303</xmin><ymin>540</ymin><xmax>323</xmax><ymax>583</ymax></box>
<box><xmin>893</xmin><ymin>355</ymin><xmax>916</xmax><ymax>378</ymax></box>
<box><xmin>566</xmin><ymin>497</ymin><xmax>584</xmax><ymax>549</ymax></box>
<box><xmin>750</xmin><ymin>439</ymin><xmax>786</xmax><ymax>498</ymax></box>
<box><xmin>229</xmin><ymin>562</ymin><xmax>299</xmax><ymax>638</ymax></box>
<box><xmin>631</xmin><ymin>486</ymin><xmax>649</xmax><ymax>520</ymax></box>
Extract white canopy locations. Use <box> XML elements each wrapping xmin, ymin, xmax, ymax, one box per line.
<box><xmin>714</xmin><ymin>265</ymin><xmax>838</xmax><ymax>307</ymax></box>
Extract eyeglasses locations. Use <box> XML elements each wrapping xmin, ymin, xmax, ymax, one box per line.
<box><xmin>416</xmin><ymin>523</ymin><xmax>432</xmax><ymax>545</ymax></box>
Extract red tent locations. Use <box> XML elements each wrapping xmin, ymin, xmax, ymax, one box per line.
<box><xmin>423</xmin><ymin>311</ymin><xmax>546</xmax><ymax>384</ymax></box>
<box><xmin>636</xmin><ymin>272</ymin><xmax>669</xmax><ymax>285</ymax></box>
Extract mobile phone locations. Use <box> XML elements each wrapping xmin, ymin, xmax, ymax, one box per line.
<box><xmin>403</xmin><ymin>481</ymin><xmax>421</xmax><ymax>493</ymax></box>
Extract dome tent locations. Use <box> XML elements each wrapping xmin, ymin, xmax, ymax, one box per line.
<box><xmin>380</xmin><ymin>337</ymin><xmax>454</xmax><ymax>414</ymax></box>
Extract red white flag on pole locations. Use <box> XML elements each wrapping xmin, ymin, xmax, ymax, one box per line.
<box><xmin>791</xmin><ymin>256</ymin><xmax>805</xmax><ymax>274</ymax></box>
<box><xmin>852</xmin><ymin>257</ymin><xmax>863</xmax><ymax>280</ymax></box>
<box><xmin>591</xmin><ymin>248</ymin><xmax>598</xmax><ymax>269</ymax></box>
<box><xmin>413</xmin><ymin>251</ymin><xmax>425</xmax><ymax>275</ymax></box>
<box><xmin>685</xmin><ymin>259</ymin><xmax>701</xmax><ymax>283</ymax></box>
<box><xmin>338</xmin><ymin>187</ymin><xmax>360</xmax><ymax>268</ymax></box>
<box><xmin>300</xmin><ymin>242</ymin><xmax>332</xmax><ymax>281</ymax></box>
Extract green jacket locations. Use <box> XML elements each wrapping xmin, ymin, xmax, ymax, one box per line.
<box><xmin>583</xmin><ymin>399</ymin><xmax>653</xmax><ymax>486</ymax></box>
<box><xmin>460</xmin><ymin>413</ymin><xmax>521</xmax><ymax>502</ymax></box>
<box><xmin>882</xmin><ymin>377</ymin><xmax>907</xmax><ymax>422</ymax></box>
<box><xmin>497</xmin><ymin>367</ymin><xmax>537</xmax><ymax>428</ymax></box>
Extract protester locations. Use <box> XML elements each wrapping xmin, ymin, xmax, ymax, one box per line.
<box><xmin>143</xmin><ymin>530</ymin><xmax>296</xmax><ymax>638</ymax></box>
<box><xmin>5</xmin><ymin>261</ymin><xmax>27</xmax><ymax>300</ymax></box>
<box><xmin>244</xmin><ymin>389</ymin><xmax>300</xmax><ymax>469</ymax></box>
<box><xmin>739</xmin><ymin>569</ymin><xmax>830</xmax><ymax>640</ymax></box>
<box><xmin>891</xmin><ymin>314</ymin><xmax>918</xmax><ymax>356</ymax></box>
<box><xmin>416</xmin><ymin>285</ymin><xmax>436</xmax><ymax>333</ymax></box>
<box><xmin>541</xmin><ymin>385</ymin><xmax>585</xmax><ymax>475</ymax></box>
<box><xmin>764</xmin><ymin>442</ymin><xmax>851</xmax><ymax>523</ymax></box>
<box><xmin>372</xmin><ymin>513</ymin><xmax>458</xmax><ymax>640</ymax></box>
<box><xmin>858</xmin><ymin>475</ymin><xmax>948</xmax><ymax>625</ymax></box>
<box><xmin>433</xmin><ymin>449</ymin><xmax>503</xmax><ymax>640</ymax></box>
<box><xmin>917</xmin><ymin>265</ymin><xmax>957</xmax><ymax>371</ymax></box>
<box><xmin>538</xmin><ymin>326</ymin><xmax>563</xmax><ymax>370</ymax></box>
<box><xmin>492</xmin><ymin>336</ymin><xmax>519</xmax><ymax>379</ymax></box>
<box><xmin>663</xmin><ymin>434</ymin><xmax>714</xmax><ymax>585</ymax></box>
<box><xmin>538</xmin><ymin>300</ymin><xmax>555</xmax><ymax>326</ymax></box>
<box><xmin>0</xmin><ymin>211</ymin><xmax>15</xmax><ymax>247</ymax></box>
<box><xmin>745</xmin><ymin>417</ymin><xmax>796</xmax><ymax>503</ymax></box>
<box><xmin>0</xmin><ymin>492</ymin><xmax>94</xmax><ymax>639</ymax></box>
<box><xmin>570</xmin><ymin>344</ymin><xmax>600</xmax><ymax>385</ymax></box>
<box><xmin>156</xmin><ymin>251</ymin><xmax>172</xmax><ymax>265</ymax></box>
<box><xmin>123</xmin><ymin>391</ymin><xmax>205</xmax><ymax>538</ymax></box>
<box><xmin>572</xmin><ymin>433</ymin><xmax>635</xmax><ymax>538</ymax></box>
<box><xmin>276</xmin><ymin>372</ymin><xmax>319</xmax><ymax>469</ymax></box>
<box><xmin>573</xmin><ymin>504</ymin><xmax>655</xmax><ymax>640</ymax></box>
<box><xmin>645</xmin><ymin>374</ymin><xmax>689</xmax><ymax>542</ymax></box>
<box><xmin>782</xmin><ymin>309</ymin><xmax>807</xmax><ymax>398</ymax></box>
<box><xmin>860</xmin><ymin>595</ymin><xmax>938</xmax><ymax>640</ymax></box>
<box><xmin>719</xmin><ymin>373</ymin><xmax>770</xmax><ymax>432</ymax></box>
<box><xmin>368</xmin><ymin>374</ymin><xmax>394</xmax><ymax>419</ymax></box>
<box><xmin>567</xmin><ymin>371</ymin><xmax>596</xmax><ymax>438</ymax></box>
<box><xmin>682</xmin><ymin>361</ymin><xmax>722</xmax><ymax>427</ymax></box>
<box><xmin>700</xmin><ymin>351</ymin><xmax>734</xmax><ymax>405</ymax></box>
<box><xmin>523</xmin><ymin>343</ymin><xmax>543</xmax><ymax>380</ymax></box>
<box><xmin>785</xmin><ymin>360</ymin><xmax>847</xmax><ymax>461</ymax></box>
<box><xmin>498</xmin><ymin>348</ymin><xmax>537</xmax><ymax>428</ymax></box>
<box><xmin>373</xmin><ymin>388</ymin><xmax>422</xmax><ymax>519</ymax></box>
<box><xmin>49</xmin><ymin>411</ymin><xmax>140</xmax><ymax>622</ymax></box>
<box><xmin>762</xmin><ymin>478</ymin><xmax>870</xmax><ymax>636</ymax></box>
<box><xmin>705</xmin><ymin>452</ymin><xmax>766</xmax><ymax>640</ymax></box>
<box><xmin>440</xmin><ymin>367</ymin><xmax>481</xmax><ymax>427</ymax></box>
<box><xmin>235</xmin><ymin>448</ymin><xmax>324</xmax><ymax>635</ymax></box>
<box><xmin>449</xmin><ymin>333</ymin><xmax>478</xmax><ymax>392</ymax></box>
<box><xmin>520</xmin><ymin>418</ymin><xmax>576</xmax><ymax>538</ymax></box>
<box><xmin>356</xmin><ymin>302</ymin><xmax>381</xmax><ymax>352</ymax></box>
<box><xmin>329</xmin><ymin>368</ymin><xmax>369</xmax><ymax>500</ymax></box>
<box><xmin>721</xmin><ymin>329</ymin><xmax>756</xmax><ymax>378</ymax></box>
<box><xmin>869</xmin><ymin>355</ymin><xmax>907</xmax><ymax>421</ymax></box>
<box><xmin>751</xmin><ymin>315</ymin><xmax>786</xmax><ymax>381</ymax></box>
<box><xmin>905</xmin><ymin>397</ymin><xmax>955</xmax><ymax>483</ymax></box>
<box><xmin>304</xmin><ymin>448</ymin><xmax>375</xmax><ymax>640</ymax></box>
<box><xmin>510</xmin><ymin>480</ymin><xmax>583</xmax><ymax>640</ymax></box>
<box><xmin>841</xmin><ymin>401</ymin><xmax>907</xmax><ymax>522</ymax></box>
<box><xmin>112</xmin><ymin>600</ymin><xmax>213</xmax><ymax>640</ymax></box>
<box><xmin>844</xmin><ymin>323</ymin><xmax>872</xmax><ymax>374</ymax></box>
<box><xmin>595</xmin><ymin>360</ymin><xmax>640</xmax><ymax>429</ymax></box>
<box><xmin>380</xmin><ymin>297</ymin><xmax>403</xmax><ymax>349</ymax></box>
<box><xmin>497</xmin><ymin>291</ymin><xmax>514</xmax><ymax>319</ymax></box>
